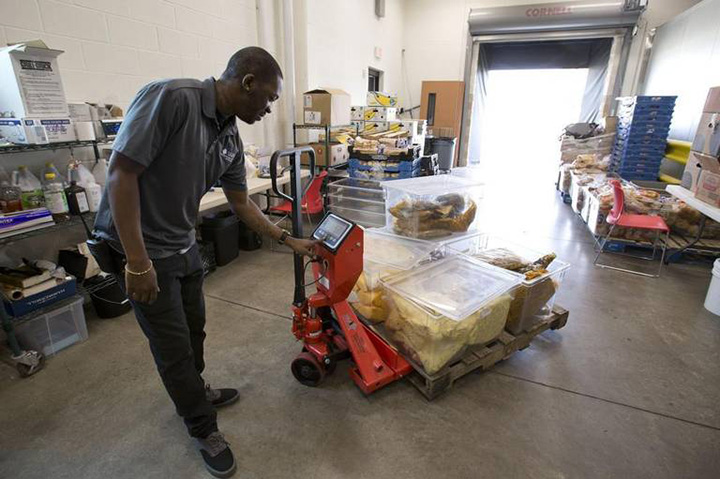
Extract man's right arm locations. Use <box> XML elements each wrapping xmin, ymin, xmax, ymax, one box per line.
<box><xmin>107</xmin><ymin>151</ymin><xmax>159</xmax><ymax>304</ymax></box>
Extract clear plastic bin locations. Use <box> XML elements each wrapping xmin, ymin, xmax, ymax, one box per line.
<box><xmin>446</xmin><ymin>235</ymin><xmax>570</xmax><ymax>335</ymax></box>
<box><xmin>13</xmin><ymin>295</ymin><xmax>87</xmax><ymax>356</ymax></box>
<box><xmin>351</xmin><ymin>228</ymin><xmax>441</xmax><ymax>323</ymax></box>
<box><xmin>382</xmin><ymin>176</ymin><xmax>482</xmax><ymax>240</ymax></box>
<box><xmin>329</xmin><ymin>205</ymin><xmax>385</xmax><ymax>228</ymax></box>
<box><xmin>328</xmin><ymin>194</ymin><xmax>385</xmax><ymax>215</ymax></box>
<box><xmin>327</xmin><ymin>178</ymin><xmax>385</xmax><ymax>204</ymax></box>
<box><xmin>380</xmin><ymin>256</ymin><xmax>520</xmax><ymax>374</ymax></box>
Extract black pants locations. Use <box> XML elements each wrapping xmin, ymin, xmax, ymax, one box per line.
<box><xmin>112</xmin><ymin>244</ymin><xmax>217</xmax><ymax>438</ymax></box>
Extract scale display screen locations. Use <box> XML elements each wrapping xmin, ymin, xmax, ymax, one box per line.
<box><xmin>313</xmin><ymin>213</ymin><xmax>354</xmax><ymax>251</ymax></box>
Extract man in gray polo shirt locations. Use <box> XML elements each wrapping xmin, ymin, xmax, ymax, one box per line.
<box><xmin>93</xmin><ymin>47</ymin><xmax>314</xmax><ymax>478</ymax></box>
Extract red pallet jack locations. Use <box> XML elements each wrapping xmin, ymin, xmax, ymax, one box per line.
<box><xmin>270</xmin><ymin>147</ymin><xmax>412</xmax><ymax>394</ymax></box>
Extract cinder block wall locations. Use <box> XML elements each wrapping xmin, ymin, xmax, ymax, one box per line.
<box><xmin>0</xmin><ymin>0</ymin><xmax>258</xmax><ymax>110</ymax></box>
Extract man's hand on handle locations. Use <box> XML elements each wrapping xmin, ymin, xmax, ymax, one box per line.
<box><xmin>125</xmin><ymin>259</ymin><xmax>160</xmax><ymax>304</ymax></box>
<box><xmin>285</xmin><ymin>237</ymin><xmax>320</xmax><ymax>258</ymax></box>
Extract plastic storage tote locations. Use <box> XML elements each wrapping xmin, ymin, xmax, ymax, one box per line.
<box><xmin>351</xmin><ymin>228</ymin><xmax>442</xmax><ymax>323</ymax></box>
<box><xmin>328</xmin><ymin>178</ymin><xmax>386</xmax><ymax>226</ymax></box>
<box><xmin>13</xmin><ymin>295</ymin><xmax>88</xmax><ymax>356</ymax></box>
<box><xmin>329</xmin><ymin>204</ymin><xmax>386</xmax><ymax>228</ymax></box>
<box><xmin>381</xmin><ymin>255</ymin><xmax>520</xmax><ymax>374</ymax></box>
<box><xmin>382</xmin><ymin>175</ymin><xmax>482</xmax><ymax>240</ymax></box>
<box><xmin>446</xmin><ymin>235</ymin><xmax>570</xmax><ymax>335</ymax></box>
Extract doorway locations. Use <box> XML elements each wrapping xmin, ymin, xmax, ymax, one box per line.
<box><xmin>479</xmin><ymin>68</ymin><xmax>588</xmax><ymax>192</ymax></box>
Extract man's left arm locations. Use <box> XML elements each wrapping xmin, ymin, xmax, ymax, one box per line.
<box><xmin>223</xmin><ymin>188</ymin><xmax>317</xmax><ymax>257</ymax></box>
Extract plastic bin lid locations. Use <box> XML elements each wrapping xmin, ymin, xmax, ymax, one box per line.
<box><xmin>331</xmin><ymin>177</ymin><xmax>384</xmax><ymax>191</ymax></box>
<box><xmin>380</xmin><ymin>174</ymin><xmax>482</xmax><ymax>194</ymax></box>
<box><xmin>364</xmin><ymin>228</ymin><xmax>439</xmax><ymax>270</ymax></box>
<box><xmin>445</xmin><ymin>235</ymin><xmax>571</xmax><ymax>286</ymax></box>
<box><xmin>382</xmin><ymin>255</ymin><xmax>521</xmax><ymax>322</ymax></box>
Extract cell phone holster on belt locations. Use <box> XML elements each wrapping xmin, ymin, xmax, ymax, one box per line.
<box><xmin>86</xmin><ymin>237</ymin><xmax>122</xmax><ymax>275</ymax></box>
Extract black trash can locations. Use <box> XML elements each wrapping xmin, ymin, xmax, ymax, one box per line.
<box><xmin>430</xmin><ymin>137</ymin><xmax>457</xmax><ymax>170</ymax></box>
<box><xmin>200</xmin><ymin>211</ymin><xmax>240</xmax><ymax>266</ymax></box>
<box><xmin>85</xmin><ymin>276</ymin><xmax>132</xmax><ymax>319</ymax></box>
<box><xmin>238</xmin><ymin>220</ymin><xmax>262</xmax><ymax>251</ymax></box>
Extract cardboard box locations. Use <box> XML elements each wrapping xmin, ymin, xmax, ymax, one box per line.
<box><xmin>350</xmin><ymin>106</ymin><xmax>365</xmax><ymax>121</ymax></box>
<box><xmin>694</xmin><ymin>154</ymin><xmax>720</xmax><ymax>207</ymax></box>
<box><xmin>67</xmin><ymin>102</ymin><xmax>93</xmax><ymax>122</ymax></box>
<box><xmin>351</xmin><ymin>120</ymin><xmax>364</xmax><ymax>132</ymax></box>
<box><xmin>300</xmin><ymin>143</ymin><xmax>349</xmax><ymax>167</ymax></box>
<box><xmin>681</xmin><ymin>151</ymin><xmax>711</xmax><ymax>192</ymax></box>
<box><xmin>0</xmin><ymin>40</ymin><xmax>69</xmax><ymax>118</ymax></box>
<box><xmin>703</xmin><ymin>86</ymin><xmax>720</xmax><ymax>113</ymax></box>
<box><xmin>0</xmin><ymin>118</ymin><xmax>48</xmax><ymax>144</ymax></box>
<box><xmin>302</xmin><ymin>88</ymin><xmax>351</xmax><ymax>126</ymax></box>
<box><xmin>366</xmin><ymin>91</ymin><xmax>398</xmax><ymax>107</ymax></box>
<box><xmin>359</xmin><ymin>122</ymin><xmax>388</xmax><ymax>134</ymax></box>
<box><xmin>363</xmin><ymin>107</ymin><xmax>397</xmax><ymax>122</ymax></box>
<box><xmin>3</xmin><ymin>277</ymin><xmax>77</xmax><ymax>317</ymax></box>
<box><xmin>692</xmin><ymin>112</ymin><xmax>720</xmax><ymax>158</ymax></box>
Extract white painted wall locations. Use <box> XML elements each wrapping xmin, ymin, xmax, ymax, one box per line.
<box><xmin>400</xmin><ymin>0</ymin><xmax>700</xmax><ymax>112</ymax></box>
<box><xmin>0</xmin><ymin>0</ymin><xmax>262</xmax><ymax>144</ymax></box>
<box><xmin>643</xmin><ymin>0</ymin><xmax>720</xmax><ymax>142</ymax></box>
<box><xmin>301</xmin><ymin>0</ymin><xmax>405</xmax><ymax>107</ymax></box>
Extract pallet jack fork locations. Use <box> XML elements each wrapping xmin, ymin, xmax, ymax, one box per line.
<box><xmin>270</xmin><ymin>147</ymin><xmax>411</xmax><ymax>394</ymax></box>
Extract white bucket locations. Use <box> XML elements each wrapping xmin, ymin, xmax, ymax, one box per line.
<box><xmin>705</xmin><ymin>259</ymin><xmax>720</xmax><ymax>316</ymax></box>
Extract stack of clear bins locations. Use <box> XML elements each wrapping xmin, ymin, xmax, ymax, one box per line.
<box><xmin>327</xmin><ymin>178</ymin><xmax>385</xmax><ymax>228</ymax></box>
<box><xmin>379</xmin><ymin>255</ymin><xmax>521</xmax><ymax>375</ymax></box>
<box><xmin>382</xmin><ymin>175</ymin><xmax>483</xmax><ymax>240</ymax></box>
<box><xmin>446</xmin><ymin>235</ymin><xmax>570</xmax><ymax>335</ymax></box>
<box><xmin>351</xmin><ymin>228</ymin><xmax>442</xmax><ymax>323</ymax></box>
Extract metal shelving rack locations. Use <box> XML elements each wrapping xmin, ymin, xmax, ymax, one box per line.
<box><xmin>292</xmin><ymin>123</ymin><xmax>358</xmax><ymax>169</ymax></box>
<box><xmin>0</xmin><ymin>213</ymin><xmax>95</xmax><ymax>247</ymax></box>
<box><xmin>0</xmin><ymin>138</ymin><xmax>113</xmax><ymax>160</ymax></box>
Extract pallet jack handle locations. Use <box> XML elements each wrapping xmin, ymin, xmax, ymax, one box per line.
<box><xmin>269</xmin><ymin>147</ymin><xmax>316</xmax><ymax>306</ymax></box>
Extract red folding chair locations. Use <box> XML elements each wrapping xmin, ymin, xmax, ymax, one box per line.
<box><xmin>269</xmin><ymin>170</ymin><xmax>327</xmax><ymax>229</ymax></box>
<box><xmin>593</xmin><ymin>180</ymin><xmax>670</xmax><ymax>278</ymax></box>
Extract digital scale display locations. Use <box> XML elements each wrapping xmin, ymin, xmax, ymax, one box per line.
<box><xmin>313</xmin><ymin>213</ymin><xmax>354</xmax><ymax>252</ymax></box>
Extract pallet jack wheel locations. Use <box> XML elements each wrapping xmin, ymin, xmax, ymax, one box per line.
<box><xmin>291</xmin><ymin>352</ymin><xmax>326</xmax><ymax>387</ymax></box>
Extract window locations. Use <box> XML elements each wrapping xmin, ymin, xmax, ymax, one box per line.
<box><xmin>368</xmin><ymin>68</ymin><xmax>383</xmax><ymax>91</ymax></box>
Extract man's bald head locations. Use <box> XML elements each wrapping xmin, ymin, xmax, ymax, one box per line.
<box><xmin>220</xmin><ymin>46</ymin><xmax>283</xmax><ymax>83</ymax></box>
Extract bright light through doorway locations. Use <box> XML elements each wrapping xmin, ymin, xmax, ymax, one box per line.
<box><xmin>479</xmin><ymin>68</ymin><xmax>588</xmax><ymax>192</ymax></box>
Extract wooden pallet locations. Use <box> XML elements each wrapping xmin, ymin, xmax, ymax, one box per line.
<box><xmin>401</xmin><ymin>306</ymin><xmax>569</xmax><ymax>400</ymax></box>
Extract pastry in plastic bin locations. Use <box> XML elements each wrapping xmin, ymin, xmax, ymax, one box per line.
<box><xmin>383</xmin><ymin>291</ymin><xmax>511</xmax><ymax>375</ymax></box>
<box><xmin>390</xmin><ymin>193</ymin><xmax>477</xmax><ymax>239</ymax></box>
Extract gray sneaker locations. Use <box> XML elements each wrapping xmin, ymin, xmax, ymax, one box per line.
<box><xmin>194</xmin><ymin>431</ymin><xmax>236</xmax><ymax>478</ymax></box>
<box><xmin>205</xmin><ymin>384</ymin><xmax>240</xmax><ymax>408</ymax></box>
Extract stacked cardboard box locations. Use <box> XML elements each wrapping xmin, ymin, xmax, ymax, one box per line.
<box><xmin>0</xmin><ymin>40</ymin><xmax>76</xmax><ymax>145</ymax></box>
<box><xmin>687</xmin><ymin>87</ymin><xmax>720</xmax><ymax>207</ymax></box>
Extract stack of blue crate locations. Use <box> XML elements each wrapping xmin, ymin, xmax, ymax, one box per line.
<box><xmin>348</xmin><ymin>158</ymin><xmax>414</xmax><ymax>180</ymax></box>
<box><xmin>612</xmin><ymin>96</ymin><xmax>676</xmax><ymax>181</ymax></box>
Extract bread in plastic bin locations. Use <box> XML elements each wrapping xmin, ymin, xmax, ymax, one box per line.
<box><xmin>384</xmin><ymin>290</ymin><xmax>512</xmax><ymax>374</ymax></box>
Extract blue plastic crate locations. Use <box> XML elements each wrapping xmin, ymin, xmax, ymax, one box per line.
<box><xmin>613</xmin><ymin>145</ymin><xmax>666</xmax><ymax>156</ymax></box>
<box><xmin>614</xmin><ymin>135</ymin><xmax>667</xmax><ymax>147</ymax></box>
<box><xmin>348</xmin><ymin>158</ymin><xmax>413</xmax><ymax>173</ymax></box>
<box><xmin>348</xmin><ymin>167</ymin><xmax>413</xmax><ymax>180</ymax></box>
<box><xmin>618</xmin><ymin>102</ymin><xmax>675</xmax><ymax>113</ymax></box>
<box><xmin>612</xmin><ymin>152</ymin><xmax>664</xmax><ymax>165</ymax></box>
<box><xmin>618</xmin><ymin>124</ymin><xmax>671</xmax><ymax>137</ymax></box>
<box><xmin>618</xmin><ymin>113</ymin><xmax>674</xmax><ymax>126</ymax></box>
<box><xmin>618</xmin><ymin>116</ymin><xmax>673</xmax><ymax>128</ymax></box>
<box><xmin>618</xmin><ymin>95</ymin><xmax>677</xmax><ymax>106</ymax></box>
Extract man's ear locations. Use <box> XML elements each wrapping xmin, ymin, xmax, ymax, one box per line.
<box><xmin>241</xmin><ymin>74</ymin><xmax>255</xmax><ymax>92</ymax></box>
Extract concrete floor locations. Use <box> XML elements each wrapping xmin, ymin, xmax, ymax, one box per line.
<box><xmin>1</xmin><ymin>186</ymin><xmax>720</xmax><ymax>479</ymax></box>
